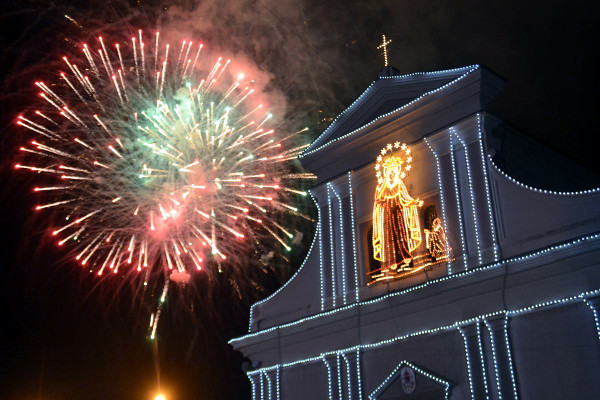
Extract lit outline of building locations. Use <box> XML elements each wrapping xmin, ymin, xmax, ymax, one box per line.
<box><xmin>231</xmin><ymin>64</ymin><xmax>600</xmax><ymax>400</ymax></box>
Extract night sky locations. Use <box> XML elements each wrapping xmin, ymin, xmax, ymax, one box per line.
<box><xmin>1</xmin><ymin>1</ymin><xmax>599</xmax><ymax>399</ymax></box>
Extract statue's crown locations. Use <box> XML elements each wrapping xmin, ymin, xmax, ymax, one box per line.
<box><xmin>382</xmin><ymin>155</ymin><xmax>403</xmax><ymax>168</ymax></box>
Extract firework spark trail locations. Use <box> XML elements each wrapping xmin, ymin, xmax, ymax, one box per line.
<box><xmin>16</xmin><ymin>30</ymin><xmax>310</xmax><ymax>287</ymax></box>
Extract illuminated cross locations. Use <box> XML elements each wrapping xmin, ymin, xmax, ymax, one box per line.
<box><xmin>377</xmin><ymin>34</ymin><xmax>392</xmax><ymax>67</ymax></box>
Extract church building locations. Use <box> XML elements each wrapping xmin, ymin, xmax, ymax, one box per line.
<box><xmin>229</xmin><ymin>58</ymin><xmax>600</xmax><ymax>399</ymax></box>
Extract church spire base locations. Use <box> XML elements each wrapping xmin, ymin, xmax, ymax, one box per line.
<box><xmin>378</xmin><ymin>65</ymin><xmax>401</xmax><ymax>78</ymax></box>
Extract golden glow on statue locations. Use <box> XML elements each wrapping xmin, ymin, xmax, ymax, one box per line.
<box><xmin>372</xmin><ymin>142</ymin><xmax>423</xmax><ymax>271</ymax></box>
<box><xmin>369</xmin><ymin>142</ymin><xmax>453</xmax><ymax>285</ymax></box>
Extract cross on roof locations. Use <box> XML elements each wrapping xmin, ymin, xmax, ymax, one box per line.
<box><xmin>377</xmin><ymin>34</ymin><xmax>392</xmax><ymax>67</ymax></box>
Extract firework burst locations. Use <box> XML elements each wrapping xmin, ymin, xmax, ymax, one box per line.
<box><xmin>15</xmin><ymin>30</ymin><xmax>312</xmax><ymax>287</ymax></box>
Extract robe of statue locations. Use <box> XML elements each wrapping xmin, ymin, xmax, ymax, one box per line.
<box><xmin>372</xmin><ymin>174</ymin><xmax>422</xmax><ymax>270</ymax></box>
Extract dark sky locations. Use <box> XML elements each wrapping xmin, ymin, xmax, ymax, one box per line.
<box><xmin>1</xmin><ymin>1</ymin><xmax>599</xmax><ymax>399</ymax></box>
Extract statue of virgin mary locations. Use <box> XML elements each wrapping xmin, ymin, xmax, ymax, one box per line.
<box><xmin>372</xmin><ymin>155</ymin><xmax>423</xmax><ymax>270</ymax></box>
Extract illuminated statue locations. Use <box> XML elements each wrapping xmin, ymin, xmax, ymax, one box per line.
<box><xmin>425</xmin><ymin>217</ymin><xmax>450</xmax><ymax>261</ymax></box>
<box><xmin>372</xmin><ymin>143</ymin><xmax>423</xmax><ymax>270</ymax></box>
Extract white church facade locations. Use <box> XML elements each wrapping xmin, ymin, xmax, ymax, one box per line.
<box><xmin>230</xmin><ymin>64</ymin><xmax>600</xmax><ymax>399</ymax></box>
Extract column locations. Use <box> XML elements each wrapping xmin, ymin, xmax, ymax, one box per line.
<box><xmin>484</xmin><ymin>316</ymin><xmax>519</xmax><ymax>400</ymax></box>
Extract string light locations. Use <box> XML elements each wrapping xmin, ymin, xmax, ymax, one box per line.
<box><xmin>264</xmin><ymin>372</ymin><xmax>272</xmax><ymax>400</ymax></box>
<box><xmin>483</xmin><ymin>319</ymin><xmax>503</xmax><ymax>400</ymax></box>
<box><xmin>423</xmin><ymin>138</ymin><xmax>452</xmax><ymax>274</ymax></box>
<box><xmin>373</xmin><ymin>143</ymin><xmax>418</xmax><ymax>253</ymax></box>
<box><xmin>348</xmin><ymin>172</ymin><xmax>361</xmax><ymax>301</ymax></box>
<box><xmin>503</xmin><ymin>316</ymin><xmax>519</xmax><ymax>400</ymax></box>
<box><xmin>451</xmin><ymin>128</ymin><xmax>483</xmax><ymax>265</ymax></box>
<box><xmin>319</xmin><ymin>195</ymin><xmax>326</xmax><ymax>311</ymax></box>
<box><xmin>322</xmin><ymin>355</ymin><xmax>333</xmax><ymax>400</ymax></box>
<box><xmin>276</xmin><ymin>366</ymin><xmax>281</xmax><ymax>400</ymax></box>
<box><xmin>370</xmin><ymin>142</ymin><xmax>449</xmax><ymax>284</ymax></box>
<box><xmin>234</xmin><ymin>233</ymin><xmax>600</xmax><ymax>339</ymax></box>
<box><xmin>367</xmin><ymin>360</ymin><xmax>451</xmax><ymax>400</ymax></box>
<box><xmin>260</xmin><ymin>371</ymin><xmax>264</xmax><ymax>400</ymax></box>
<box><xmin>237</xmin><ymin>65</ymin><xmax>600</xmax><ymax>399</ymax></box>
<box><xmin>450</xmin><ymin>140</ymin><xmax>468</xmax><ymax>270</ymax></box>
<box><xmin>476</xmin><ymin>321</ymin><xmax>491</xmax><ymax>400</ymax></box>
<box><xmin>336</xmin><ymin>353</ymin><xmax>343</xmax><ymax>399</ymax></box>
<box><xmin>240</xmin><ymin>83</ymin><xmax>600</xmax><ymax>398</ymax></box>
<box><xmin>489</xmin><ymin>156</ymin><xmax>600</xmax><ymax>196</ymax></box>
<box><xmin>329</xmin><ymin>183</ymin><xmax>347</xmax><ymax>304</ymax></box>
<box><xmin>356</xmin><ymin>349</ymin><xmax>363</xmax><ymax>400</ymax></box>
<box><xmin>584</xmin><ymin>299</ymin><xmax>600</xmax><ymax>342</ymax></box>
<box><xmin>477</xmin><ymin>114</ymin><xmax>499</xmax><ymax>261</ymax></box>
<box><xmin>246</xmin><ymin>75</ymin><xmax>488</xmax><ymax>330</ymax></box>
<box><xmin>327</xmin><ymin>185</ymin><xmax>337</xmax><ymax>308</ymax></box>
<box><xmin>301</xmin><ymin>66</ymin><xmax>480</xmax><ymax>158</ymax></box>
<box><xmin>458</xmin><ymin>327</ymin><xmax>476</xmax><ymax>400</ymax></box>
<box><xmin>376</xmin><ymin>34</ymin><xmax>392</xmax><ymax>67</ymax></box>
<box><xmin>243</xmin><ymin>288</ymin><xmax>600</xmax><ymax>380</ymax></box>
<box><xmin>245</xmin><ymin>115</ymin><xmax>534</xmax><ymax>332</ymax></box>
<box><xmin>342</xmin><ymin>353</ymin><xmax>353</xmax><ymax>400</ymax></box>
<box><xmin>249</xmin><ymin>376</ymin><xmax>256</xmax><ymax>400</ymax></box>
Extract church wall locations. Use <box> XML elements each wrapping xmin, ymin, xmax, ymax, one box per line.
<box><xmin>236</xmin><ymin>66</ymin><xmax>600</xmax><ymax>400</ymax></box>
<box><xmin>441</xmin><ymin>116</ymin><xmax>501</xmax><ymax>266</ymax></box>
<box><xmin>320</xmin><ymin>201</ymin><xmax>336</xmax><ymax>308</ymax></box>
<box><xmin>340</xmin><ymin>194</ymin><xmax>361</xmax><ymax>300</ymax></box>
<box><xmin>237</xmin><ymin>237</ymin><xmax>600</xmax><ymax>378</ymax></box>
<box><xmin>279</xmin><ymin>362</ymin><xmax>328</xmax><ymax>399</ymax></box>
<box><xmin>489</xmin><ymin>158</ymin><xmax>600</xmax><ymax>258</ymax></box>
<box><xmin>315</xmin><ymin>75</ymin><xmax>459</xmax><ymax>149</ymax></box>
<box><xmin>247</xmin><ymin>110</ymin><xmax>598</xmax><ymax>334</ymax></box>
<box><xmin>467</xmin><ymin>137</ymin><xmax>498</xmax><ymax>264</ymax></box>
<box><xmin>331</xmin><ymin>190</ymin><xmax>352</xmax><ymax>304</ymax></box>
<box><xmin>360</xmin><ymin>330</ymin><xmax>470</xmax><ymax>400</ymax></box>
<box><xmin>245</xmin><ymin>298</ymin><xmax>600</xmax><ymax>400</ymax></box>
<box><xmin>300</xmin><ymin>68</ymin><xmax>500</xmax><ymax>186</ymax></box>
<box><xmin>503</xmin><ymin>251</ymin><xmax>600</xmax><ymax>315</ymax></box>
<box><xmin>451</xmin><ymin>145</ymin><xmax>477</xmax><ymax>266</ymax></box>
<box><xmin>438</xmin><ymin>149</ymin><xmax>466</xmax><ymax>271</ymax></box>
<box><xmin>510</xmin><ymin>303</ymin><xmax>600</xmax><ymax>399</ymax></box>
<box><xmin>479</xmin><ymin>324</ymin><xmax>502</xmax><ymax>400</ymax></box>
<box><xmin>456</xmin><ymin>141</ymin><xmax>492</xmax><ymax>268</ymax></box>
<box><xmin>484</xmin><ymin>115</ymin><xmax>600</xmax><ymax>191</ymax></box>
<box><xmin>404</xmin><ymin>141</ymin><xmax>440</xmax><ymax>196</ymax></box>
<box><xmin>278</xmin><ymin>310</ymin><xmax>360</xmax><ymax>364</ymax></box>
<box><xmin>432</xmin><ymin>119</ymin><xmax>500</xmax><ymax>272</ymax></box>
<box><xmin>248</xmin><ymin>227</ymin><xmax>323</xmax><ymax>332</ymax></box>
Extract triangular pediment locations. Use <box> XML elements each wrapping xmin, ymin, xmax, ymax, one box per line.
<box><xmin>304</xmin><ymin>66</ymin><xmax>477</xmax><ymax>156</ymax></box>
<box><xmin>369</xmin><ymin>361</ymin><xmax>451</xmax><ymax>400</ymax></box>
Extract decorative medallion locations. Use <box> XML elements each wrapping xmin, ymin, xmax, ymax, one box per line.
<box><xmin>400</xmin><ymin>366</ymin><xmax>416</xmax><ymax>394</ymax></box>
